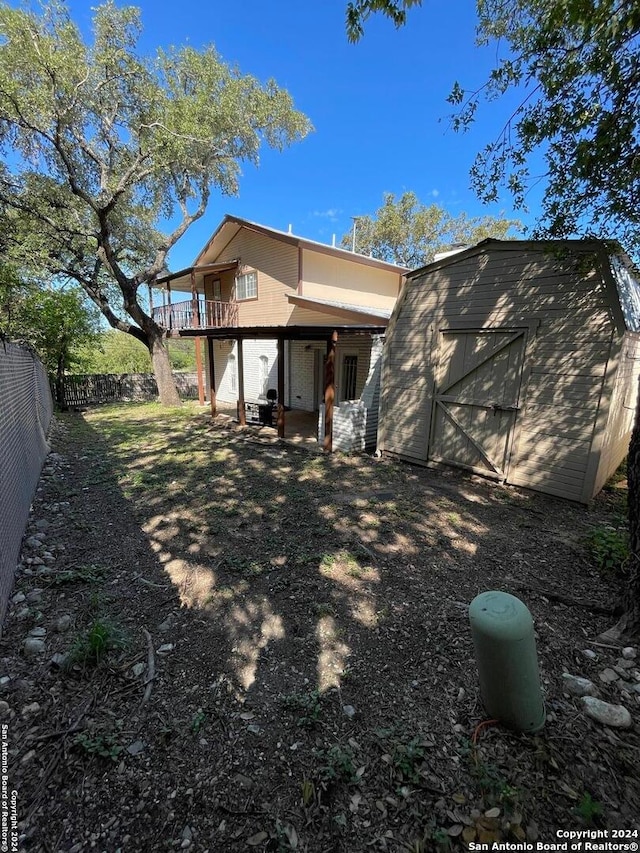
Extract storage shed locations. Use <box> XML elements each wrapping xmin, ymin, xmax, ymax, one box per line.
<box><xmin>378</xmin><ymin>239</ymin><xmax>640</xmax><ymax>502</ymax></box>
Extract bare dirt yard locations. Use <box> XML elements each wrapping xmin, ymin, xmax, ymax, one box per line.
<box><xmin>1</xmin><ymin>402</ymin><xmax>639</xmax><ymax>852</ymax></box>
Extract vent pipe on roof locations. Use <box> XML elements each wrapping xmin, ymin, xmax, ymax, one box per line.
<box><xmin>332</xmin><ymin>234</ymin><xmax>336</xmax><ymax>247</ymax></box>
<box><xmin>288</xmin><ymin>224</ymin><xmax>293</xmax><ymax>234</ymax></box>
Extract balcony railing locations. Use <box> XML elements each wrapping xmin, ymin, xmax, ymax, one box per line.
<box><xmin>152</xmin><ymin>299</ymin><xmax>239</xmax><ymax>330</ymax></box>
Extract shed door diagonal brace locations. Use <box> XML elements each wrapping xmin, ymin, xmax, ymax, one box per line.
<box><xmin>428</xmin><ymin>327</ymin><xmax>527</xmax><ymax>482</ymax></box>
<box><xmin>434</xmin><ymin>400</ymin><xmax>506</xmax><ymax>478</ymax></box>
<box><xmin>438</xmin><ymin>329</ymin><xmax>525</xmax><ymax>396</ymax></box>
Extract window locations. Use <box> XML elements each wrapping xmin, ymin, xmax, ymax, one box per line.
<box><xmin>236</xmin><ymin>271</ymin><xmax>257</xmax><ymax>301</ymax></box>
<box><xmin>229</xmin><ymin>353</ymin><xmax>237</xmax><ymax>393</ymax></box>
<box><xmin>259</xmin><ymin>355</ymin><xmax>269</xmax><ymax>396</ymax></box>
<box><xmin>212</xmin><ymin>279</ymin><xmax>222</xmax><ymax>301</ymax></box>
<box><xmin>341</xmin><ymin>355</ymin><xmax>358</xmax><ymax>401</ymax></box>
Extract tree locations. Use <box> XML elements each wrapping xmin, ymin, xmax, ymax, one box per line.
<box><xmin>344</xmin><ymin>0</ymin><xmax>640</xmax><ymax>637</ymax></box>
<box><xmin>343</xmin><ymin>192</ymin><xmax>520</xmax><ymax>267</ymax></box>
<box><xmin>78</xmin><ymin>330</ymin><xmax>152</xmax><ymax>375</ymax></box>
<box><xmin>0</xmin><ymin>261</ymin><xmax>33</xmax><ymax>337</ymax></box>
<box><xmin>3</xmin><ymin>283</ymin><xmax>101</xmax><ymax>407</ymax></box>
<box><xmin>346</xmin><ymin>0</ymin><xmax>422</xmax><ymax>42</ymax></box>
<box><xmin>0</xmin><ymin>2</ymin><xmax>311</xmax><ymax>405</ymax></box>
<box><xmin>346</xmin><ymin>1</ymin><xmax>640</xmax><ymax>256</ymax></box>
<box><xmin>76</xmin><ymin>329</ymin><xmax>198</xmax><ymax>374</ymax></box>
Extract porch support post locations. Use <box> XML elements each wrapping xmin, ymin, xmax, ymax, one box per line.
<box><xmin>190</xmin><ymin>268</ymin><xmax>200</xmax><ymax>328</ymax></box>
<box><xmin>277</xmin><ymin>336</ymin><xmax>285</xmax><ymax>438</ymax></box>
<box><xmin>207</xmin><ymin>337</ymin><xmax>217</xmax><ymax>417</ymax></box>
<box><xmin>323</xmin><ymin>330</ymin><xmax>338</xmax><ymax>452</ymax></box>
<box><xmin>166</xmin><ymin>281</ymin><xmax>172</xmax><ymax>330</ymax></box>
<box><xmin>237</xmin><ymin>338</ymin><xmax>246</xmax><ymax>426</ymax></box>
<box><xmin>190</xmin><ymin>269</ymin><xmax>204</xmax><ymax>404</ymax></box>
<box><xmin>195</xmin><ymin>338</ymin><xmax>204</xmax><ymax>406</ymax></box>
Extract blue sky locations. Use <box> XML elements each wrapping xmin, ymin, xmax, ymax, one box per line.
<box><xmin>47</xmin><ymin>0</ymin><xmax>543</xmax><ymax>270</ymax></box>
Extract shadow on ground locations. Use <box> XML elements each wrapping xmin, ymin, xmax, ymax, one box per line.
<box><xmin>1</xmin><ymin>402</ymin><xmax>637</xmax><ymax>852</ymax></box>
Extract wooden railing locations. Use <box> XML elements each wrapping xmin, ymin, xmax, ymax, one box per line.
<box><xmin>152</xmin><ymin>299</ymin><xmax>239</xmax><ymax>330</ymax></box>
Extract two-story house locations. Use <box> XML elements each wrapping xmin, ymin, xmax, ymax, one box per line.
<box><xmin>153</xmin><ymin>215</ymin><xmax>407</xmax><ymax>450</ymax></box>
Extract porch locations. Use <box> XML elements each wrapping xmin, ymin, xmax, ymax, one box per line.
<box><xmin>181</xmin><ymin>325</ymin><xmax>387</xmax><ymax>452</ymax></box>
<box><xmin>214</xmin><ymin>404</ymin><xmax>319</xmax><ymax>447</ymax></box>
<box><xmin>152</xmin><ymin>299</ymin><xmax>238</xmax><ymax>331</ymax></box>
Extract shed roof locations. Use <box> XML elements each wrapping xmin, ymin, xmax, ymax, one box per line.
<box><xmin>405</xmin><ymin>237</ymin><xmax>640</xmax><ymax>334</ymax></box>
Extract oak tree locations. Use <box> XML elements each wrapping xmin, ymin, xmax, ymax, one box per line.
<box><xmin>344</xmin><ymin>192</ymin><xmax>520</xmax><ymax>267</ymax></box>
<box><xmin>0</xmin><ymin>1</ymin><xmax>311</xmax><ymax>404</ymax></box>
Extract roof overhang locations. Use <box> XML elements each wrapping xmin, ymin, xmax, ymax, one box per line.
<box><xmin>287</xmin><ymin>293</ymin><xmax>391</xmax><ymax>325</ymax></box>
<box><xmin>156</xmin><ymin>261</ymin><xmax>239</xmax><ymax>291</ymax></box>
<box><xmin>179</xmin><ymin>324</ymin><xmax>387</xmax><ymax>341</ymax></box>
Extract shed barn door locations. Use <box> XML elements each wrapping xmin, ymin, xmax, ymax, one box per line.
<box><xmin>429</xmin><ymin>328</ymin><xmax>526</xmax><ymax>481</ymax></box>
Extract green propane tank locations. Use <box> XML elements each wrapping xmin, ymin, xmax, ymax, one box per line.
<box><xmin>469</xmin><ymin>591</ymin><xmax>545</xmax><ymax>733</ymax></box>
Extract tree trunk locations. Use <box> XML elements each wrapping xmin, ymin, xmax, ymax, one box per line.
<box><xmin>619</xmin><ymin>410</ymin><xmax>640</xmax><ymax>635</ymax></box>
<box><xmin>149</xmin><ymin>330</ymin><xmax>181</xmax><ymax>407</ymax></box>
<box><xmin>601</xmin><ymin>388</ymin><xmax>640</xmax><ymax>641</ymax></box>
<box><xmin>55</xmin><ymin>353</ymin><xmax>67</xmax><ymax>411</ymax></box>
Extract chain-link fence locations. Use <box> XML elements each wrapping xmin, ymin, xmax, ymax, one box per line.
<box><xmin>0</xmin><ymin>342</ymin><xmax>53</xmax><ymax>627</ymax></box>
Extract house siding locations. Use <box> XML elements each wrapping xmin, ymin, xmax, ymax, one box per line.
<box><xmin>214</xmin><ymin>229</ymin><xmax>299</xmax><ymax>326</ymax></box>
<box><xmin>289</xmin><ymin>341</ymin><xmax>325</xmax><ymax>411</ymax></box>
<box><xmin>380</xmin><ymin>244</ymin><xmax>622</xmax><ymax>502</ymax></box>
<box><xmin>206</xmin><ymin>339</ymin><xmax>279</xmax><ymax>405</ymax></box>
<box><xmin>301</xmin><ymin>249</ymin><xmax>399</xmax><ymax>310</ymax></box>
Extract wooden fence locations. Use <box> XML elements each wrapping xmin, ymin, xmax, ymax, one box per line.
<box><xmin>58</xmin><ymin>372</ymin><xmax>200</xmax><ymax>407</ymax></box>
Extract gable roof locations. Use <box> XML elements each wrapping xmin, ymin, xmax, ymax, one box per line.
<box><xmin>194</xmin><ymin>214</ymin><xmax>409</xmax><ymax>275</ymax></box>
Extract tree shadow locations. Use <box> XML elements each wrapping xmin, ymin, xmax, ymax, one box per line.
<box><xmin>8</xmin><ymin>401</ymin><xmax>637</xmax><ymax>851</ymax></box>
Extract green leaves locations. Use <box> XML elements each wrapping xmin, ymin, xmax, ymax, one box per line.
<box><xmin>0</xmin><ymin>1</ymin><xmax>311</xmax><ymax>363</ymax></box>
<box><xmin>345</xmin><ymin>0</ymin><xmax>423</xmax><ymax>43</ymax></box>
<box><xmin>466</xmin><ymin>0</ymin><xmax>640</xmax><ymax>250</ymax></box>
<box><xmin>341</xmin><ymin>191</ymin><xmax>521</xmax><ymax>267</ymax></box>
<box><xmin>347</xmin><ymin>0</ymin><xmax>640</xmax><ymax>255</ymax></box>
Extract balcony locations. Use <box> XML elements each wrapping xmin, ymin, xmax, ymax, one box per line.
<box><xmin>152</xmin><ymin>299</ymin><xmax>239</xmax><ymax>330</ymax></box>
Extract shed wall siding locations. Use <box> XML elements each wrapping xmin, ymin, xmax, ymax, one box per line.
<box><xmin>593</xmin><ymin>331</ymin><xmax>640</xmax><ymax>494</ymax></box>
<box><xmin>381</xmin><ymin>246</ymin><xmax>616</xmax><ymax>501</ymax></box>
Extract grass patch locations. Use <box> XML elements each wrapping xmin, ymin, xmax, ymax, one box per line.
<box><xmin>73</xmin><ymin>731</ymin><xmax>122</xmax><ymax>761</ymax></box>
<box><xmin>65</xmin><ymin>618</ymin><xmax>128</xmax><ymax>670</ymax></box>
<box><xmin>315</xmin><ymin>743</ymin><xmax>360</xmax><ymax>788</ymax></box>
<box><xmin>282</xmin><ymin>689</ymin><xmax>323</xmax><ymax>729</ymax></box>
<box><xmin>585</xmin><ymin>524</ymin><xmax>629</xmax><ymax>575</ymax></box>
<box><xmin>49</xmin><ymin>564</ymin><xmax>107</xmax><ymax>586</ymax></box>
<box><xmin>320</xmin><ymin>550</ymin><xmax>361</xmax><ymax>576</ymax></box>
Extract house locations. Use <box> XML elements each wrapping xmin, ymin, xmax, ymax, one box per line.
<box><xmin>378</xmin><ymin>239</ymin><xmax>640</xmax><ymax>502</ymax></box>
<box><xmin>152</xmin><ymin>215</ymin><xmax>407</xmax><ymax>450</ymax></box>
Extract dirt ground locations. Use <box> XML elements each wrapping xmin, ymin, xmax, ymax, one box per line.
<box><xmin>1</xmin><ymin>402</ymin><xmax>639</xmax><ymax>852</ymax></box>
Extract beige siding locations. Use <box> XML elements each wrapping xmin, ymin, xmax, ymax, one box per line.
<box><xmin>301</xmin><ymin>249</ymin><xmax>399</xmax><ymax>310</ymax></box>
<box><xmin>592</xmin><ymin>331</ymin><xmax>640</xmax><ymax>494</ymax></box>
<box><xmin>213</xmin><ymin>228</ymin><xmax>299</xmax><ymax>326</ymax></box>
<box><xmin>201</xmin><ymin>231</ymin><xmax>400</xmax><ymax>328</ymax></box>
<box><xmin>381</xmin><ymin>245</ymin><xmax>618</xmax><ymax>501</ymax></box>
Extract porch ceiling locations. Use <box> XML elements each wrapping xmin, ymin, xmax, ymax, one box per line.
<box><xmin>178</xmin><ymin>324</ymin><xmax>387</xmax><ymax>341</ymax></box>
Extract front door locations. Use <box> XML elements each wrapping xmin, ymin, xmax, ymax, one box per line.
<box><xmin>428</xmin><ymin>328</ymin><xmax>526</xmax><ymax>481</ymax></box>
